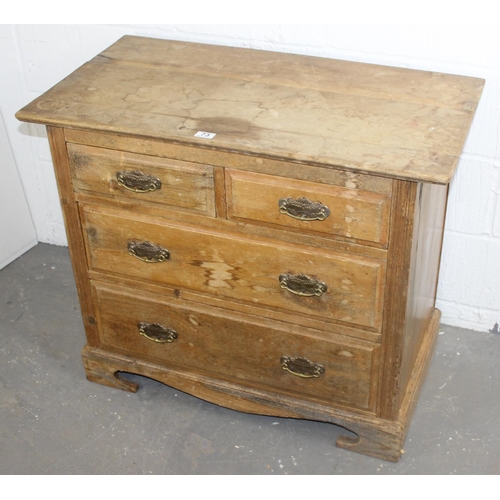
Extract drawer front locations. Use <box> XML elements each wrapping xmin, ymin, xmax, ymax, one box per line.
<box><xmin>93</xmin><ymin>282</ymin><xmax>380</xmax><ymax>411</ymax></box>
<box><xmin>68</xmin><ymin>143</ymin><xmax>216</xmax><ymax>216</ymax></box>
<box><xmin>226</xmin><ymin>169</ymin><xmax>391</xmax><ymax>246</ymax></box>
<box><xmin>83</xmin><ymin>206</ymin><xmax>386</xmax><ymax>330</ymax></box>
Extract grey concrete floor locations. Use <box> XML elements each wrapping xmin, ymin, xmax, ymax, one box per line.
<box><xmin>1</xmin><ymin>243</ymin><xmax>499</xmax><ymax>474</ymax></box>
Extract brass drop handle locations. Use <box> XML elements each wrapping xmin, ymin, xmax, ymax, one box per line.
<box><xmin>280</xmin><ymin>356</ymin><xmax>325</xmax><ymax>378</ymax></box>
<box><xmin>139</xmin><ymin>322</ymin><xmax>178</xmax><ymax>343</ymax></box>
<box><xmin>128</xmin><ymin>241</ymin><xmax>170</xmax><ymax>263</ymax></box>
<box><xmin>116</xmin><ymin>170</ymin><xmax>162</xmax><ymax>193</ymax></box>
<box><xmin>278</xmin><ymin>196</ymin><xmax>330</xmax><ymax>221</ymax></box>
<box><xmin>279</xmin><ymin>273</ymin><xmax>327</xmax><ymax>297</ymax></box>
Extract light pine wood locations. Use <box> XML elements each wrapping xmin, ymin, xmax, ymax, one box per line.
<box><xmin>84</xmin><ymin>302</ymin><xmax>440</xmax><ymax>462</ymax></box>
<box><xmin>213</xmin><ymin>166</ymin><xmax>227</xmax><ymax>219</ymax></box>
<box><xmin>86</xmin><ymin>270</ymin><xmax>383</xmax><ymax>343</ymax></box>
<box><xmin>93</xmin><ymin>281</ymin><xmax>380</xmax><ymax>411</ymax></box>
<box><xmin>46</xmin><ymin>127</ymin><xmax>100</xmax><ymax>346</ymax></box>
<box><xmin>74</xmin><ymin>190</ymin><xmax>389</xmax><ymax>260</ymax></box>
<box><xmin>397</xmin><ymin>183</ymin><xmax>448</xmax><ymax>407</ymax></box>
<box><xmin>377</xmin><ymin>180</ymin><xmax>448</xmax><ymax>419</ymax></box>
<box><xmin>63</xmin><ymin>129</ymin><xmax>395</xmax><ymax>195</ymax></box>
<box><xmin>377</xmin><ymin>179</ymin><xmax>419</xmax><ymax>419</ymax></box>
<box><xmin>83</xmin><ymin>339</ymin><xmax>404</xmax><ymax>459</ymax></box>
<box><xmin>16</xmin><ymin>36</ymin><xmax>484</xmax><ymax>183</ymax></box>
<box><xmin>81</xmin><ymin>204</ymin><xmax>386</xmax><ymax>331</ymax></box>
<box><xmin>67</xmin><ymin>143</ymin><xmax>216</xmax><ymax>216</ymax></box>
<box><xmin>16</xmin><ymin>36</ymin><xmax>483</xmax><ymax>461</ymax></box>
<box><xmin>226</xmin><ymin>169</ymin><xmax>391</xmax><ymax>246</ymax></box>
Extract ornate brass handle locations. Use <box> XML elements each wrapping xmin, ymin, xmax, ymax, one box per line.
<box><xmin>128</xmin><ymin>241</ymin><xmax>170</xmax><ymax>263</ymax></box>
<box><xmin>278</xmin><ymin>196</ymin><xmax>330</xmax><ymax>221</ymax></box>
<box><xmin>116</xmin><ymin>170</ymin><xmax>162</xmax><ymax>193</ymax></box>
<box><xmin>139</xmin><ymin>322</ymin><xmax>178</xmax><ymax>343</ymax></box>
<box><xmin>280</xmin><ymin>356</ymin><xmax>325</xmax><ymax>378</ymax></box>
<box><xmin>279</xmin><ymin>273</ymin><xmax>327</xmax><ymax>297</ymax></box>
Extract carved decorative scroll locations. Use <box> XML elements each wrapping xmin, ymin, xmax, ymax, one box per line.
<box><xmin>127</xmin><ymin>241</ymin><xmax>170</xmax><ymax>263</ymax></box>
<box><xmin>117</xmin><ymin>170</ymin><xmax>162</xmax><ymax>193</ymax></box>
<box><xmin>278</xmin><ymin>196</ymin><xmax>330</xmax><ymax>221</ymax></box>
<box><xmin>138</xmin><ymin>322</ymin><xmax>178</xmax><ymax>343</ymax></box>
<box><xmin>279</xmin><ymin>273</ymin><xmax>327</xmax><ymax>297</ymax></box>
<box><xmin>280</xmin><ymin>356</ymin><xmax>325</xmax><ymax>378</ymax></box>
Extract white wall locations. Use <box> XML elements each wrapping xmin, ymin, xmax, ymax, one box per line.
<box><xmin>0</xmin><ymin>109</ymin><xmax>37</xmax><ymax>268</ymax></box>
<box><xmin>2</xmin><ymin>24</ymin><xmax>499</xmax><ymax>332</ymax></box>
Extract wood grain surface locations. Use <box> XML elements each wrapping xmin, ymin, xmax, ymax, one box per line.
<box><xmin>226</xmin><ymin>169</ymin><xmax>391</xmax><ymax>246</ymax></box>
<box><xmin>68</xmin><ymin>143</ymin><xmax>216</xmax><ymax>215</ymax></box>
<box><xmin>82</xmin><ymin>205</ymin><xmax>386</xmax><ymax>330</ymax></box>
<box><xmin>16</xmin><ymin>35</ymin><xmax>484</xmax><ymax>183</ymax></box>
<box><xmin>93</xmin><ymin>281</ymin><xmax>380</xmax><ymax>411</ymax></box>
<box><xmin>15</xmin><ymin>36</ymin><xmax>484</xmax><ymax>461</ymax></box>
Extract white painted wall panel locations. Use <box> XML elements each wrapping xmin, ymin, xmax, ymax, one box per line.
<box><xmin>437</xmin><ymin>234</ymin><xmax>500</xmax><ymax>330</ymax></box>
<box><xmin>445</xmin><ymin>157</ymin><xmax>496</xmax><ymax>235</ymax></box>
<box><xmin>2</xmin><ymin>24</ymin><xmax>499</xmax><ymax>331</ymax></box>
<box><xmin>0</xmin><ymin>111</ymin><xmax>37</xmax><ymax>269</ymax></box>
<box><xmin>438</xmin><ymin>234</ymin><xmax>500</xmax><ymax>309</ymax></box>
<box><xmin>493</xmin><ymin>195</ymin><xmax>500</xmax><ymax>237</ymax></box>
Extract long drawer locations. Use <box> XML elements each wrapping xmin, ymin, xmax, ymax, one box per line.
<box><xmin>93</xmin><ymin>281</ymin><xmax>380</xmax><ymax>411</ymax></box>
<box><xmin>82</xmin><ymin>205</ymin><xmax>386</xmax><ymax>331</ymax></box>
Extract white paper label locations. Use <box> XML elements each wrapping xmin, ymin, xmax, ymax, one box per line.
<box><xmin>194</xmin><ymin>131</ymin><xmax>216</xmax><ymax>139</ymax></box>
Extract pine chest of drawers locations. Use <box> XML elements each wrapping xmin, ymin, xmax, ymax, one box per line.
<box><xmin>16</xmin><ymin>35</ymin><xmax>484</xmax><ymax>461</ymax></box>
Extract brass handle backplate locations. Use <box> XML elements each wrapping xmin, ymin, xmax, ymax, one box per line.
<box><xmin>116</xmin><ymin>170</ymin><xmax>162</xmax><ymax>193</ymax></box>
<box><xmin>139</xmin><ymin>322</ymin><xmax>178</xmax><ymax>343</ymax></box>
<box><xmin>128</xmin><ymin>241</ymin><xmax>170</xmax><ymax>263</ymax></box>
<box><xmin>279</xmin><ymin>273</ymin><xmax>327</xmax><ymax>297</ymax></box>
<box><xmin>278</xmin><ymin>196</ymin><xmax>330</xmax><ymax>221</ymax></box>
<box><xmin>280</xmin><ymin>356</ymin><xmax>325</xmax><ymax>378</ymax></box>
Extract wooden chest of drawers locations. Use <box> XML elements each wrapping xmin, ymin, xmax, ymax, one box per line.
<box><xmin>16</xmin><ymin>35</ymin><xmax>484</xmax><ymax>461</ymax></box>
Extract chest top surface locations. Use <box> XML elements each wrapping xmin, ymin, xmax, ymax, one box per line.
<box><xmin>16</xmin><ymin>35</ymin><xmax>484</xmax><ymax>184</ymax></box>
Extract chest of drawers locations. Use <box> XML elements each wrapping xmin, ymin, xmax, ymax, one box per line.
<box><xmin>16</xmin><ymin>35</ymin><xmax>484</xmax><ymax>461</ymax></box>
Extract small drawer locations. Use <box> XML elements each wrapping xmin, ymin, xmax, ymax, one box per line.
<box><xmin>93</xmin><ymin>282</ymin><xmax>380</xmax><ymax>411</ymax></box>
<box><xmin>68</xmin><ymin>143</ymin><xmax>216</xmax><ymax>216</ymax></box>
<box><xmin>226</xmin><ymin>169</ymin><xmax>391</xmax><ymax>246</ymax></box>
<box><xmin>82</xmin><ymin>206</ymin><xmax>386</xmax><ymax>331</ymax></box>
